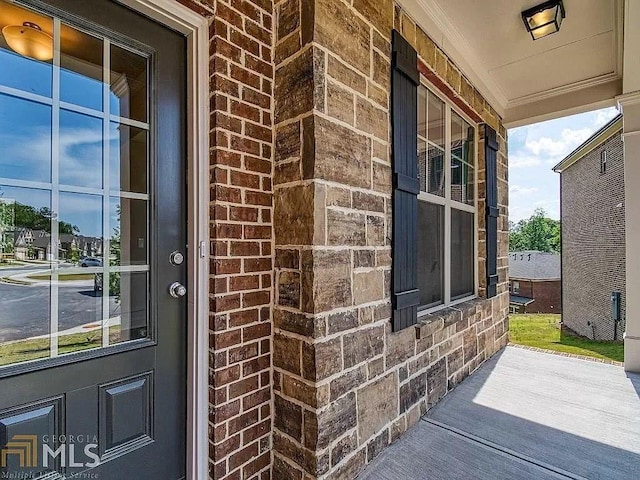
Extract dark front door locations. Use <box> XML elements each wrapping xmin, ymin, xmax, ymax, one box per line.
<box><xmin>0</xmin><ymin>0</ymin><xmax>187</xmax><ymax>478</ymax></box>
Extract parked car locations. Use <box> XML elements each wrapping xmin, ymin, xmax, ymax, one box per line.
<box><xmin>79</xmin><ymin>257</ymin><xmax>102</xmax><ymax>267</ymax></box>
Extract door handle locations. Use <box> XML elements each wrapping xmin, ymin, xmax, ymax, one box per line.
<box><xmin>169</xmin><ymin>282</ymin><xmax>187</xmax><ymax>298</ymax></box>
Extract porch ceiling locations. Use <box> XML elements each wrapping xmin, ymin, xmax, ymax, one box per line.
<box><xmin>399</xmin><ymin>0</ymin><xmax>624</xmax><ymax>127</ymax></box>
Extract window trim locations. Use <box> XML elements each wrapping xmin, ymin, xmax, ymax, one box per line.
<box><xmin>417</xmin><ymin>78</ymin><xmax>479</xmax><ymax>317</ymax></box>
<box><xmin>513</xmin><ymin>280</ymin><xmax>520</xmax><ymax>294</ymax></box>
<box><xmin>600</xmin><ymin>150</ymin><xmax>607</xmax><ymax>174</ymax></box>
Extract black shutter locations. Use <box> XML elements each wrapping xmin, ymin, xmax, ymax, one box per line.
<box><xmin>484</xmin><ymin>125</ymin><xmax>499</xmax><ymax>298</ymax></box>
<box><xmin>391</xmin><ymin>30</ymin><xmax>420</xmax><ymax>331</ymax></box>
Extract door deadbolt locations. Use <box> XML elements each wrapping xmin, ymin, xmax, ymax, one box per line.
<box><xmin>169</xmin><ymin>282</ymin><xmax>187</xmax><ymax>298</ymax></box>
<box><xmin>170</xmin><ymin>251</ymin><xmax>184</xmax><ymax>265</ymax></box>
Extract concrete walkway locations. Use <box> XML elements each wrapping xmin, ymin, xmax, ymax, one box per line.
<box><xmin>359</xmin><ymin>346</ymin><xmax>640</xmax><ymax>480</ymax></box>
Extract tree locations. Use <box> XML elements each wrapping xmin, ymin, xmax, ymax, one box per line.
<box><xmin>509</xmin><ymin>208</ymin><xmax>560</xmax><ymax>253</ymax></box>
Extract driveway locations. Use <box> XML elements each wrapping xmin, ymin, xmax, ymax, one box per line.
<box><xmin>359</xmin><ymin>346</ymin><xmax>640</xmax><ymax>480</ymax></box>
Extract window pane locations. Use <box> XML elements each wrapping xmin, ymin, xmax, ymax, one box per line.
<box><xmin>0</xmin><ymin>186</ymin><xmax>51</xmax><ymax>366</ymax></box>
<box><xmin>451</xmin><ymin>158</ymin><xmax>474</xmax><ymax>205</ymax></box>
<box><xmin>427</xmin><ymin>90</ymin><xmax>444</xmax><ymax>148</ymax></box>
<box><xmin>109</xmin><ymin>197</ymin><xmax>148</xmax><ymax>266</ymax></box>
<box><xmin>0</xmin><ymin>1</ymin><xmax>53</xmax><ymax>97</ymax></box>
<box><xmin>427</xmin><ymin>144</ymin><xmax>444</xmax><ymax>197</ymax></box>
<box><xmin>59</xmin><ymin>110</ymin><xmax>103</xmax><ymax>189</ymax></box>
<box><xmin>451</xmin><ymin>209</ymin><xmax>474</xmax><ymax>299</ymax></box>
<box><xmin>109</xmin><ymin>122</ymin><xmax>148</xmax><ymax>194</ymax></box>
<box><xmin>110</xmin><ymin>44</ymin><xmax>147</xmax><ymax>122</ymax></box>
<box><xmin>0</xmin><ymin>93</ymin><xmax>52</xmax><ymax>182</ymax></box>
<box><xmin>418</xmin><ymin>201</ymin><xmax>444</xmax><ymax>307</ymax></box>
<box><xmin>451</xmin><ymin>112</ymin><xmax>475</xmax><ymax>206</ymax></box>
<box><xmin>418</xmin><ymin>86</ymin><xmax>427</xmax><ymax>139</ymax></box>
<box><xmin>108</xmin><ymin>271</ymin><xmax>148</xmax><ymax>344</ymax></box>
<box><xmin>60</xmin><ymin>24</ymin><xmax>103</xmax><ymax>111</ymax></box>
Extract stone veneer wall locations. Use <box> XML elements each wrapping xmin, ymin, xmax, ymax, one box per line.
<box><xmin>272</xmin><ymin>1</ymin><xmax>509</xmax><ymax>479</ymax></box>
<box><xmin>178</xmin><ymin>1</ymin><xmax>276</xmax><ymax>479</ymax></box>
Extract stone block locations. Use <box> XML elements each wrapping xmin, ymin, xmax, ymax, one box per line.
<box><xmin>399</xmin><ymin>373</ymin><xmax>426</xmax><ymax>414</ymax></box>
<box><xmin>274</xmin><ymin>309</ymin><xmax>325</xmax><ymax>338</ymax></box>
<box><xmin>353</xmin><ymin>0</ymin><xmax>393</xmax><ymax>34</ymax></box>
<box><xmin>274</xmin><ymin>333</ymin><xmax>301</xmax><ymax>375</ymax></box>
<box><xmin>307</xmin><ymin>116</ymin><xmax>372</xmax><ymax>189</ymax></box>
<box><xmin>327</xmin><ymin>310</ymin><xmax>359</xmax><ymax>334</ymax></box>
<box><xmin>330</xmin><ymin>430</ymin><xmax>358</xmax><ymax>467</ymax></box>
<box><xmin>367</xmin><ymin>430</ymin><xmax>389</xmax><ymax>462</ymax></box>
<box><xmin>278</xmin><ymin>270</ymin><xmax>301</xmax><ymax>308</ymax></box>
<box><xmin>316</xmin><ymin>392</ymin><xmax>357</xmax><ymax>449</ymax></box>
<box><xmin>275</xmin><ymin>121</ymin><xmax>301</xmax><ymax>163</ymax></box>
<box><xmin>275</xmin><ymin>47</ymin><xmax>314</xmax><ymax>123</ymax></box>
<box><xmin>356</xmin><ymin>96</ymin><xmax>389</xmax><ymax>141</ymax></box>
<box><xmin>446</xmin><ymin>346</ymin><xmax>464</xmax><ymax>374</ymax></box>
<box><xmin>353</xmin><ymin>269</ymin><xmax>384</xmax><ymax>305</ymax></box>
<box><xmin>426</xmin><ymin>357</ymin><xmax>447</xmax><ymax>407</ymax></box>
<box><xmin>366</xmin><ymin>215</ymin><xmax>386</xmax><ymax>246</ymax></box>
<box><xmin>327</xmin><ymin>80</ymin><xmax>355</xmax><ymax>125</ymax></box>
<box><xmin>274</xmin><ymin>393</ymin><xmax>303</xmax><ymax>441</ymax></box>
<box><xmin>343</xmin><ymin>325</ymin><xmax>384</xmax><ymax>368</ymax></box>
<box><xmin>386</xmin><ymin>325</ymin><xmax>416</xmax><ymax>368</ymax></box>
<box><xmin>316</xmin><ymin>0</ymin><xmax>371</xmax><ymax>75</ymax></box>
<box><xmin>309</xmin><ymin>249</ymin><xmax>353</xmax><ymax>312</ymax></box>
<box><xmin>274</xmin><ymin>183</ymin><xmax>314</xmax><ymax>246</ymax></box>
<box><xmin>357</xmin><ymin>373</ymin><xmax>398</xmax><ymax>442</ymax></box>
<box><xmin>330</xmin><ymin>365</ymin><xmax>367</xmax><ymax>401</ymax></box>
<box><xmin>277</xmin><ymin>0</ymin><xmax>300</xmax><ymax>41</ymax></box>
<box><xmin>327</xmin><ymin>55</ymin><xmax>367</xmax><ymax>95</ymax></box>
<box><xmin>302</xmin><ymin>337</ymin><xmax>342</xmax><ymax>382</ymax></box>
<box><xmin>327</xmin><ymin>209</ymin><xmax>367</xmax><ymax>246</ymax></box>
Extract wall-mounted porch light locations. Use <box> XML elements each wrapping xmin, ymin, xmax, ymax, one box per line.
<box><xmin>521</xmin><ymin>0</ymin><xmax>566</xmax><ymax>40</ymax></box>
<box><xmin>2</xmin><ymin>22</ymin><xmax>53</xmax><ymax>61</ymax></box>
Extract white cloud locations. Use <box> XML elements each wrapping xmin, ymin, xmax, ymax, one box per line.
<box><xmin>593</xmin><ymin>107</ymin><xmax>619</xmax><ymax>128</ymax></box>
<box><xmin>524</xmin><ymin>127</ymin><xmax>592</xmax><ymax>157</ymax></box>
<box><xmin>509</xmin><ymin>154</ymin><xmax>542</xmax><ymax>169</ymax></box>
<box><xmin>509</xmin><ymin>185</ymin><xmax>538</xmax><ymax>197</ymax></box>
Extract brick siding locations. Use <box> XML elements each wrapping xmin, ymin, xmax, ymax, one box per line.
<box><xmin>510</xmin><ymin>279</ymin><xmax>561</xmax><ymax>313</ymax></box>
<box><xmin>561</xmin><ymin>131</ymin><xmax>626</xmax><ymax>341</ymax></box>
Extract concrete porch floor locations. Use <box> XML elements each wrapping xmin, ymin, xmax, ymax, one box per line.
<box><xmin>359</xmin><ymin>346</ymin><xmax>640</xmax><ymax>480</ymax></box>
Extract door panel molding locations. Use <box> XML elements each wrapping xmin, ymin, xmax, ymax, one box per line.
<box><xmin>113</xmin><ymin>2</ymin><xmax>209</xmax><ymax>479</ymax></box>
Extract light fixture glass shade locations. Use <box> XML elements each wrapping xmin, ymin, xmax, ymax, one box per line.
<box><xmin>2</xmin><ymin>22</ymin><xmax>53</xmax><ymax>61</ymax></box>
<box><xmin>521</xmin><ymin>0</ymin><xmax>565</xmax><ymax>40</ymax></box>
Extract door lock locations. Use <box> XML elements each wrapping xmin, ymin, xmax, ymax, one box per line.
<box><xmin>170</xmin><ymin>251</ymin><xmax>184</xmax><ymax>265</ymax></box>
<box><xmin>169</xmin><ymin>282</ymin><xmax>187</xmax><ymax>298</ymax></box>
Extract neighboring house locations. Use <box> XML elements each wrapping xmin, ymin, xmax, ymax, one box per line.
<box><xmin>509</xmin><ymin>251</ymin><xmax>561</xmax><ymax>314</ymax></box>
<box><xmin>1</xmin><ymin>2</ymin><xmax>640</xmax><ymax>480</ymax></box>
<box><xmin>553</xmin><ymin>115</ymin><xmax>625</xmax><ymax>341</ymax></box>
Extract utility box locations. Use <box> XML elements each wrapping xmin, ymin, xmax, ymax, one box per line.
<box><xmin>611</xmin><ymin>291</ymin><xmax>621</xmax><ymax>322</ymax></box>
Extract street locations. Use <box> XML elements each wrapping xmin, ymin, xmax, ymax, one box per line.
<box><xmin>0</xmin><ymin>265</ymin><xmax>119</xmax><ymax>343</ymax></box>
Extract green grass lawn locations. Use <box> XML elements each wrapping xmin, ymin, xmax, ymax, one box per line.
<box><xmin>509</xmin><ymin>314</ymin><xmax>624</xmax><ymax>363</ymax></box>
<box><xmin>27</xmin><ymin>273</ymin><xmax>95</xmax><ymax>282</ymax></box>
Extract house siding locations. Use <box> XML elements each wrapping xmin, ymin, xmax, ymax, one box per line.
<box><xmin>510</xmin><ymin>279</ymin><xmax>561</xmax><ymax>313</ymax></box>
<box><xmin>561</xmin><ymin>131</ymin><xmax>626</xmax><ymax>341</ymax></box>
<box><xmin>271</xmin><ymin>2</ymin><xmax>509</xmax><ymax>478</ymax></box>
<box><xmin>177</xmin><ymin>0</ymin><xmax>509</xmax><ymax>478</ymax></box>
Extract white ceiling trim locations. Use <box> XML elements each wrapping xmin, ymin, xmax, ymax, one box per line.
<box><xmin>507</xmin><ymin>72</ymin><xmax>621</xmax><ymax>109</ymax></box>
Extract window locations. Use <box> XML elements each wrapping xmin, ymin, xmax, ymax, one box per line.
<box><xmin>513</xmin><ymin>281</ymin><xmax>520</xmax><ymax>294</ymax></box>
<box><xmin>600</xmin><ymin>150</ymin><xmax>607</xmax><ymax>174</ymax></box>
<box><xmin>417</xmin><ymin>84</ymin><xmax>476</xmax><ymax>310</ymax></box>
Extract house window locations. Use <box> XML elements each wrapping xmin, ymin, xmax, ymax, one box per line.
<box><xmin>600</xmin><ymin>150</ymin><xmax>607</xmax><ymax>174</ymax></box>
<box><xmin>513</xmin><ymin>281</ymin><xmax>520</xmax><ymax>294</ymax></box>
<box><xmin>417</xmin><ymin>84</ymin><xmax>476</xmax><ymax>310</ymax></box>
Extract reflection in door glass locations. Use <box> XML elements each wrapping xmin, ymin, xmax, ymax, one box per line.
<box><xmin>0</xmin><ymin>93</ymin><xmax>52</xmax><ymax>183</ymax></box>
<box><xmin>0</xmin><ymin>2</ymin><xmax>151</xmax><ymax>369</ymax></box>
<box><xmin>0</xmin><ymin>186</ymin><xmax>51</xmax><ymax>366</ymax></box>
<box><xmin>0</xmin><ymin>1</ymin><xmax>53</xmax><ymax>97</ymax></box>
<box><xmin>60</xmin><ymin>24</ymin><xmax>103</xmax><ymax>111</ymax></box>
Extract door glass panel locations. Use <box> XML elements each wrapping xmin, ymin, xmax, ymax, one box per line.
<box><xmin>0</xmin><ymin>5</ymin><xmax>152</xmax><ymax>370</ymax></box>
<box><xmin>60</xmin><ymin>24</ymin><xmax>103</xmax><ymax>111</ymax></box>
<box><xmin>109</xmin><ymin>122</ymin><xmax>148</xmax><ymax>194</ymax></box>
<box><xmin>109</xmin><ymin>271</ymin><xmax>148</xmax><ymax>345</ymax></box>
<box><xmin>0</xmin><ymin>186</ymin><xmax>51</xmax><ymax>366</ymax></box>
<box><xmin>0</xmin><ymin>93</ymin><xmax>52</xmax><ymax>183</ymax></box>
<box><xmin>59</xmin><ymin>109</ymin><xmax>103</xmax><ymax>189</ymax></box>
<box><xmin>0</xmin><ymin>1</ymin><xmax>53</xmax><ymax>97</ymax></box>
<box><xmin>110</xmin><ymin>44</ymin><xmax>147</xmax><ymax>122</ymax></box>
<box><xmin>110</xmin><ymin>197</ymin><xmax>148</xmax><ymax>266</ymax></box>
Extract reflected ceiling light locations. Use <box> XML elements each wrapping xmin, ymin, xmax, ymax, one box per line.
<box><xmin>2</xmin><ymin>22</ymin><xmax>53</xmax><ymax>61</ymax></box>
<box><xmin>521</xmin><ymin>0</ymin><xmax>565</xmax><ymax>40</ymax></box>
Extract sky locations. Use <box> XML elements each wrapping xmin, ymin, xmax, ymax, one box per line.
<box><xmin>507</xmin><ymin>106</ymin><xmax>620</xmax><ymax>224</ymax></box>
